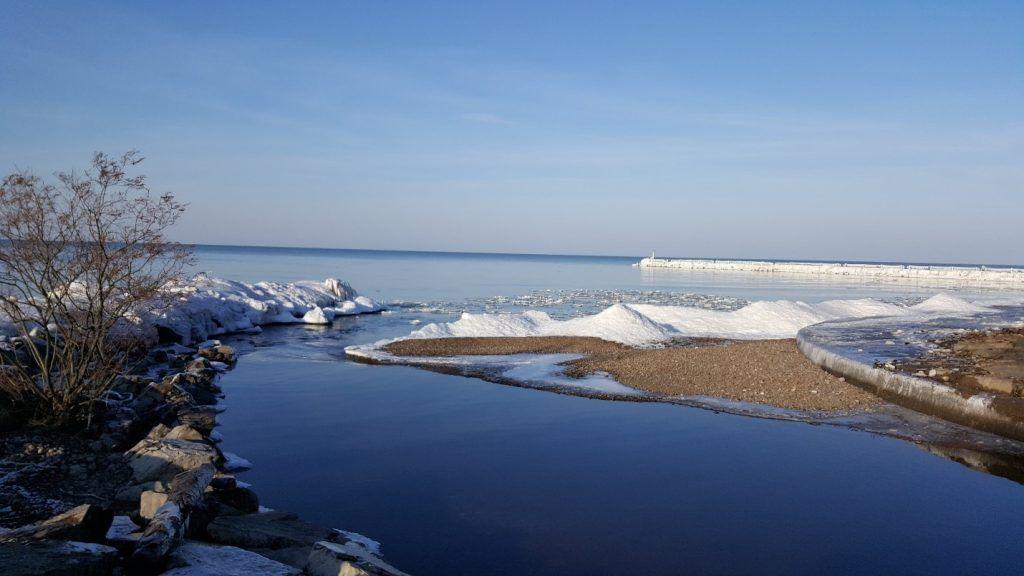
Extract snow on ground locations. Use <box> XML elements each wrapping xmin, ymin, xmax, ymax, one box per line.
<box><xmin>150</xmin><ymin>274</ymin><xmax>382</xmax><ymax>344</ymax></box>
<box><xmin>348</xmin><ymin>294</ymin><xmax>1021</xmax><ymax>357</ymax></box>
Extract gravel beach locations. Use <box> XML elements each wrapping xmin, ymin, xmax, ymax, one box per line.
<box><xmin>384</xmin><ymin>336</ymin><xmax>881</xmax><ymax>411</ymax></box>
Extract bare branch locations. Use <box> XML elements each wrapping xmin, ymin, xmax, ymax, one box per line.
<box><xmin>0</xmin><ymin>152</ymin><xmax>192</xmax><ymax>426</ymax></box>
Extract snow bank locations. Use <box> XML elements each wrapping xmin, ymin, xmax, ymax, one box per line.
<box><xmin>351</xmin><ymin>294</ymin><xmax>1000</xmax><ymax>353</ymax></box>
<box><xmin>637</xmin><ymin>257</ymin><xmax>1024</xmax><ymax>286</ymax></box>
<box><xmin>149</xmin><ymin>274</ymin><xmax>382</xmax><ymax>345</ymax></box>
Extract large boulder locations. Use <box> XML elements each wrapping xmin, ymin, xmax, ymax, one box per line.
<box><xmin>305</xmin><ymin>540</ymin><xmax>409</xmax><ymax>576</ymax></box>
<box><xmin>164</xmin><ymin>424</ymin><xmax>206</xmax><ymax>442</ymax></box>
<box><xmin>165</xmin><ymin>371</ymin><xmax>222</xmax><ymax>405</ymax></box>
<box><xmin>114</xmin><ymin>479</ymin><xmax>168</xmax><ymax>504</ymax></box>
<box><xmin>126</xmin><ymin>437</ymin><xmax>218</xmax><ymax>483</ymax></box>
<box><xmin>0</xmin><ymin>540</ymin><xmax>119</xmax><ymax>576</ymax></box>
<box><xmin>206</xmin><ymin>510</ymin><xmax>334</xmax><ymax>568</ymax></box>
<box><xmin>163</xmin><ymin>541</ymin><xmax>300</xmax><ymax>576</ymax></box>
<box><xmin>206</xmin><ymin>510</ymin><xmax>333</xmax><ymax>549</ymax></box>
<box><xmin>0</xmin><ymin>504</ymin><xmax>113</xmax><ymax>544</ymax></box>
<box><xmin>104</xmin><ymin>515</ymin><xmax>142</xmax><ymax>553</ymax></box>
<box><xmin>140</xmin><ymin>490</ymin><xmax>169</xmax><ymax>520</ymax></box>
<box><xmin>176</xmin><ymin>407</ymin><xmax>219</xmax><ymax>434</ymax></box>
<box><xmin>212</xmin><ymin>485</ymin><xmax>259</xmax><ymax>514</ymax></box>
<box><xmin>129</xmin><ymin>464</ymin><xmax>216</xmax><ymax>571</ymax></box>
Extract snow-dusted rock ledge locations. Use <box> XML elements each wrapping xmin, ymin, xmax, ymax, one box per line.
<box><xmin>150</xmin><ymin>275</ymin><xmax>382</xmax><ymax>345</ymax></box>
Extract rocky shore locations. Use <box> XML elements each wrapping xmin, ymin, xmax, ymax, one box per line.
<box><xmin>0</xmin><ymin>340</ymin><xmax>408</xmax><ymax>576</ymax></box>
<box><xmin>891</xmin><ymin>327</ymin><xmax>1023</xmax><ymax>397</ymax></box>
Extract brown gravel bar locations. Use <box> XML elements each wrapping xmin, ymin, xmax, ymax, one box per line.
<box><xmin>383</xmin><ymin>336</ymin><xmax>881</xmax><ymax>411</ymax></box>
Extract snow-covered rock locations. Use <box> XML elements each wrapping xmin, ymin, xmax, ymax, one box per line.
<box><xmin>0</xmin><ymin>275</ymin><xmax>382</xmax><ymax>345</ymax></box>
<box><xmin>221</xmin><ymin>452</ymin><xmax>253</xmax><ymax>472</ymax></box>
<box><xmin>305</xmin><ymin>540</ymin><xmax>408</xmax><ymax>576</ymax></box>
<box><xmin>149</xmin><ymin>275</ymin><xmax>382</xmax><ymax>345</ymax></box>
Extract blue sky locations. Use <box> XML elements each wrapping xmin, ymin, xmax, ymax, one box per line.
<box><xmin>2</xmin><ymin>1</ymin><xmax>1022</xmax><ymax>263</ymax></box>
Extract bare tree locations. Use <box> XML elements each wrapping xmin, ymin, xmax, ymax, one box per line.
<box><xmin>0</xmin><ymin>151</ymin><xmax>192</xmax><ymax>426</ymax></box>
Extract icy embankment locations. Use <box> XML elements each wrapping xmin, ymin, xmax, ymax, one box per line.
<box><xmin>796</xmin><ymin>301</ymin><xmax>1024</xmax><ymax>441</ymax></box>
<box><xmin>346</xmin><ymin>294</ymin><xmax>1011</xmax><ymax>362</ymax></box>
<box><xmin>150</xmin><ymin>275</ymin><xmax>382</xmax><ymax>345</ymax></box>
<box><xmin>637</xmin><ymin>257</ymin><xmax>1024</xmax><ymax>286</ymax></box>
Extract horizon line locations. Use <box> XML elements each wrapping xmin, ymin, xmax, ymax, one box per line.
<box><xmin>186</xmin><ymin>242</ymin><xmax>1024</xmax><ymax>269</ymax></box>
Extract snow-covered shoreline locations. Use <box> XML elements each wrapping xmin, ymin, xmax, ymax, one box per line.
<box><xmin>148</xmin><ymin>275</ymin><xmax>383</xmax><ymax>345</ymax></box>
<box><xmin>0</xmin><ymin>275</ymin><xmax>383</xmax><ymax>346</ymax></box>
<box><xmin>347</xmin><ymin>294</ymin><xmax>1005</xmax><ymax>358</ymax></box>
<box><xmin>637</xmin><ymin>257</ymin><xmax>1024</xmax><ymax>286</ymax></box>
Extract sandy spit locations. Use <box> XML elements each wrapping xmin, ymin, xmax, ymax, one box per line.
<box><xmin>383</xmin><ymin>336</ymin><xmax>881</xmax><ymax>411</ymax></box>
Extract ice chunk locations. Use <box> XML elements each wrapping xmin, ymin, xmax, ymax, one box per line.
<box><xmin>221</xmin><ymin>452</ymin><xmax>252</xmax><ymax>472</ymax></box>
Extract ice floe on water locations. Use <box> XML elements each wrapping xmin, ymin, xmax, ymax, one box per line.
<box><xmin>149</xmin><ymin>274</ymin><xmax>382</xmax><ymax>344</ymax></box>
<box><xmin>387</xmin><ymin>289</ymin><xmax>749</xmax><ymax>318</ymax></box>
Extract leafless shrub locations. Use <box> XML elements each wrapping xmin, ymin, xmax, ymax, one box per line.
<box><xmin>0</xmin><ymin>151</ymin><xmax>192</xmax><ymax>426</ymax></box>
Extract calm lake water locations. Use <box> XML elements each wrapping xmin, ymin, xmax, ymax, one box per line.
<box><xmin>199</xmin><ymin>245</ymin><xmax>1024</xmax><ymax>575</ymax></box>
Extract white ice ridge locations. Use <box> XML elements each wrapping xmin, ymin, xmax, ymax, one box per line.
<box><xmin>636</xmin><ymin>257</ymin><xmax>1024</xmax><ymax>286</ymax></box>
<box><xmin>350</xmin><ymin>294</ymin><xmax>1008</xmax><ymax>352</ymax></box>
<box><xmin>150</xmin><ymin>274</ymin><xmax>382</xmax><ymax>345</ymax></box>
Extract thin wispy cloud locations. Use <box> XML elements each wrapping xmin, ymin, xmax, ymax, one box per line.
<box><xmin>2</xmin><ymin>2</ymin><xmax>1021</xmax><ymax>262</ymax></box>
<box><xmin>461</xmin><ymin>112</ymin><xmax>514</xmax><ymax>125</ymax></box>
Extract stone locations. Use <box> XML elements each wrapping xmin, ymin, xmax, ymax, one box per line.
<box><xmin>206</xmin><ymin>510</ymin><xmax>333</xmax><ymax>551</ymax></box>
<box><xmin>145</xmin><ymin>423</ymin><xmax>172</xmax><ymax>440</ymax></box>
<box><xmin>104</xmin><ymin>515</ymin><xmax>142</xmax><ymax>553</ymax></box>
<box><xmin>213</xmin><ymin>486</ymin><xmax>259</xmax><ymax>514</ymax></box>
<box><xmin>163</xmin><ymin>541</ymin><xmax>300</xmax><ymax>576</ymax></box>
<box><xmin>0</xmin><ymin>504</ymin><xmax>113</xmax><ymax>544</ymax></box>
<box><xmin>126</xmin><ymin>437</ymin><xmax>218</xmax><ymax>483</ymax></box>
<box><xmin>130</xmin><ymin>464</ymin><xmax>216</xmax><ymax>571</ymax></box>
<box><xmin>186</xmin><ymin>357</ymin><xmax>215</xmax><ymax>376</ymax></box>
<box><xmin>221</xmin><ymin>451</ymin><xmax>252</xmax><ymax>472</ymax></box>
<box><xmin>209</xmin><ymin>475</ymin><xmax>237</xmax><ymax>490</ymax></box>
<box><xmin>198</xmin><ymin>344</ymin><xmax>236</xmax><ymax>365</ymax></box>
<box><xmin>972</xmin><ymin>374</ymin><xmax>1015</xmax><ymax>395</ymax></box>
<box><xmin>177</xmin><ymin>407</ymin><xmax>219</xmax><ymax>434</ymax></box>
<box><xmin>305</xmin><ymin>540</ymin><xmax>409</xmax><ymax>576</ymax></box>
<box><xmin>114</xmin><ymin>480</ymin><xmax>168</xmax><ymax>503</ymax></box>
<box><xmin>164</xmin><ymin>424</ymin><xmax>206</xmax><ymax>442</ymax></box>
<box><xmin>167</xmin><ymin>371</ymin><xmax>222</xmax><ymax>404</ymax></box>
<box><xmin>0</xmin><ymin>540</ymin><xmax>119</xmax><ymax>576</ymax></box>
<box><xmin>140</xmin><ymin>490</ymin><xmax>169</xmax><ymax>520</ymax></box>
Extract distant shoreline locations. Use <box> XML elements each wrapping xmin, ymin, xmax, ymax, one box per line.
<box><xmin>185</xmin><ymin>243</ymin><xmax>1024</xmax><ymax>270</ymax></box>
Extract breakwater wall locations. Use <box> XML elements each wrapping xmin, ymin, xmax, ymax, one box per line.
<box><xmin>637</xmin><ymin>257</ymin><xmax>1024</xmax><ymax>286</ymax></box>
<box><xmin>796</xmin><ymin>323</ymin><xmax>1024</xmax><ymax>442</ymax></box>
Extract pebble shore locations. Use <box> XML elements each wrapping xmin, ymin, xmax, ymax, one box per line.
<box><xmin>384</xmin><ymin>336</ymin><xmax>881</xmax><ymax>411</ymax></box>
